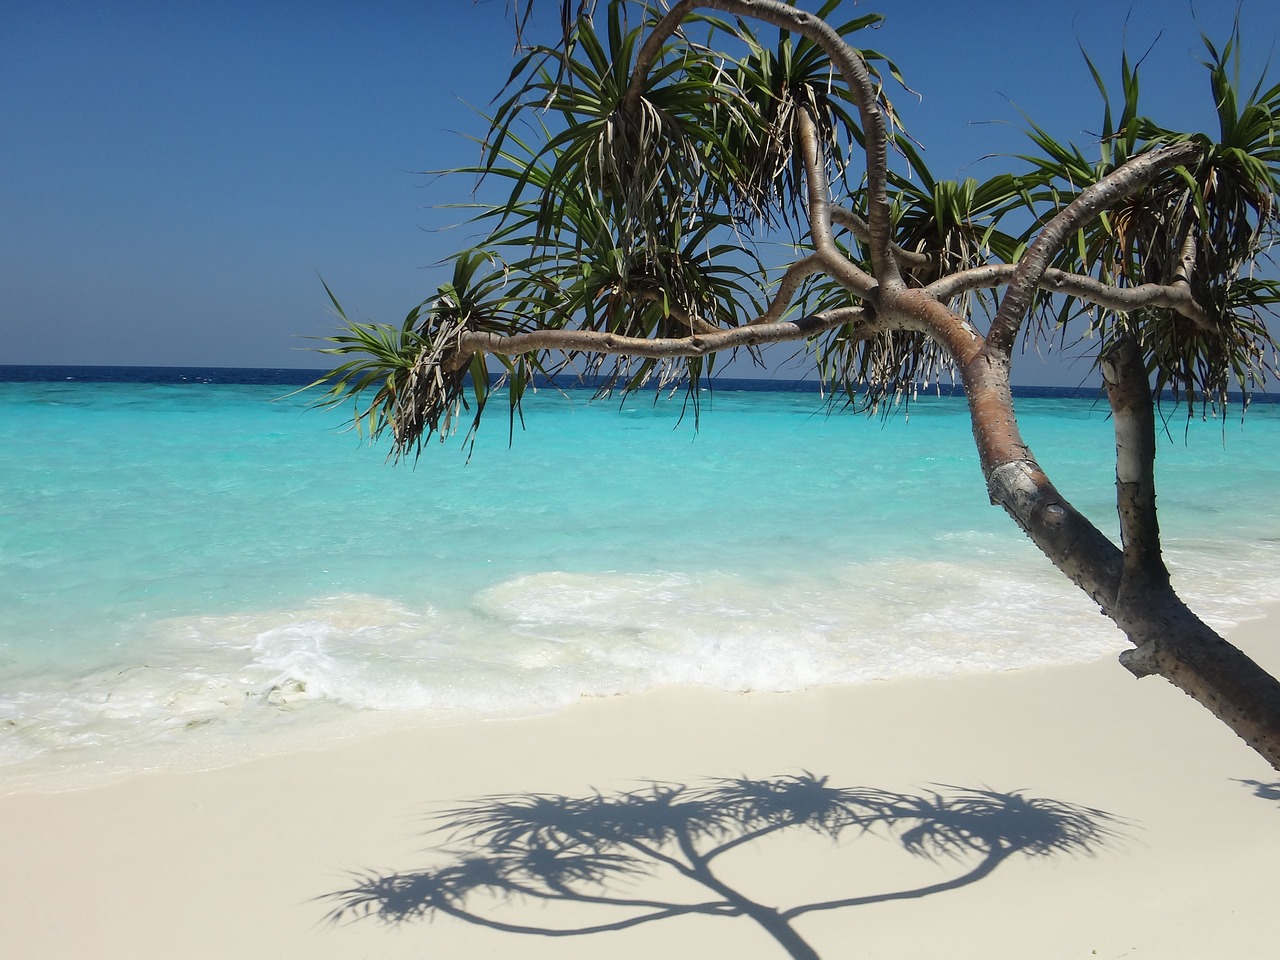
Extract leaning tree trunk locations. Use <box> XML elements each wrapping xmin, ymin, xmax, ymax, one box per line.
<box><xmin>961</xmin><ymin>343</ymin><xmax>1280</xmax><ymax>770</ymax></box>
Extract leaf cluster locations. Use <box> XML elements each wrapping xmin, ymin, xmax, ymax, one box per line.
<box><xmin>1018</xmin><ymin>26</ymin><xmax>1280</xmax><ymax>410</ymax></box>
<box><xmin>316</xmin><ymin>2</ymin><xmax>910</xmax><ymax>452</ymax></box>
<box><xmin>314</xmin><ymin>3</ymin><xmax>1280</xmax><ymax>457</ymax></box>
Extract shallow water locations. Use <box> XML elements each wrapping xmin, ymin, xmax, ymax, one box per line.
<box><xmin>2</xmin><ymin>371</ymin><xmax>1278</xmax><ymax>784</ymax></box>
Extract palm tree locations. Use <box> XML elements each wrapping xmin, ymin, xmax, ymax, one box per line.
<box><xmin>313</xmin><ymin>2</ymin><xmax>1280</xmax><ymax>768</ymax></box>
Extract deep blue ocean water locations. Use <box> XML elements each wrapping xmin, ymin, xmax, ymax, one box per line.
<box><xmin>2</xmin><ymin>366</ymin><xmax>1278</xmax><ymax>784</ymax></box>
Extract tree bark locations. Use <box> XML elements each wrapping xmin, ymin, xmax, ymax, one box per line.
<box><xmin>1113</xmin><ymin>591</ymin><xmax>1280</xmax><ymax>768</ymax></box>
<box><xmin>1102</xmin><ymin>333</ymin><xmax>1170</xmax><ymax>598</ymax></box>
<box><xmin>960</xmin><ymin>341</ymin><xmax>1280</xmax><ymax>770</ymax></box>
<box><xmin>984</xmin><ymin>141</ymin><xmax>1202</xmax><ymax>354</ymax></box>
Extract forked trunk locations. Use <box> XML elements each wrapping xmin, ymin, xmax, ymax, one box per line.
<box><xmin>962</xmin><ymin>348</ymin><xmax>1280</xmax><ymax>771</ymax></box>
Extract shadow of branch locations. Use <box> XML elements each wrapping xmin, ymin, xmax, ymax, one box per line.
<box><xmin>321</xmin><ymin>773</ymin><xmax>1124</xmax><ymax>958</ymax></box>
<box><xmin>1236</xmin><ymin>778</ymin><xmax>1280</xmax><ymax>805</ymax></box>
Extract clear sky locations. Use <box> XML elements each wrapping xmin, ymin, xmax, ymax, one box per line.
<box><xmin>2</xmin><ymin>0</ymin><xmax>1275</xmax><ymax>384</ymax></box>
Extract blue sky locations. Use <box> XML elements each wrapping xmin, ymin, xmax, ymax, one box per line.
<box><xmin>2</xmin><ymin>0</ymin><xmax>1275</xmax><ymax>384</ymax></box>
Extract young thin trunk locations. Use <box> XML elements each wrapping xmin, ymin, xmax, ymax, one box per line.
<box><xmin>1101</xmin><ymin>334</ymin><xmax>1170</xmax><ymax>599</ymax></box>
<box><xmin>962</xmin><ymin>347</ymin><xmax>1280</xmax><ymax>771</ymax></box>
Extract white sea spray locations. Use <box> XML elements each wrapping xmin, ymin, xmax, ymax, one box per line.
<box><xmin>1</xmin><ymin>378</ymin><xmax>1278</xmax><ymax>782</ymax></box>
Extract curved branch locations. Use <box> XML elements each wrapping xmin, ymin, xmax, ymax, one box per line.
<box><xmin>831</xmin><ymin>206</ymin><xmax>934</xmax><ymax>269</ymax></box>
<box><xmin>623</xmin><ymin>1</ymin><xmax>699</xmax><ymax>115</ymax></box>
<box><xmin>630</xmin><ymin>102</ymin><xmax>863</xmax><ymax>333</ymax></box>
<box><xmin>798</xmin><ymin>105</ymin><xmax>837</xmax><ymax>253</ymax></box>
<box><xmin>746</xmin><ymin>254</ymin><xmax>823</xmax><ymax>326</ymax></box>
<box><xmin>927</xmin><ymin>264</ymin><xmax>1215</xmax><ymax>331</ymax></box>
<box><xmin>542</xmin><ymin>876</ymin><xmax>732</xmax><ymax>915</ymax></box>
<box><xmin>633</xmin><ymin>288</ymin><xmax>722</xmax><ymax>334</ymax></box>
<box><xmin>795</xmin><ymin>105</ymin><xmax>877</xmax><ymax>297</ymax></box>
<box><xmin>620</xmin><ymin>836</ymin><xmax>702</xmax><ymax>880</ymax></box>
<box><xmin>448</xmin><ymin>306</ymin><xmax>880</xmax><ymax>368</ymax></box>
<box><xmin>703</xmin><ymin>820</ymin><xmax>792</xmax><ymax>861</ymax></box>
<box><xmin>986</xmin><ymin>141</ymin><xmax>1203</xmax><ymax>355</ymax></box>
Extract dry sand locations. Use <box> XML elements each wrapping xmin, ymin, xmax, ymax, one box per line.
<box><xmin>2</xmin><ymin>611</ymin><xmax>1278</xmax><ymax>959</ymax></box>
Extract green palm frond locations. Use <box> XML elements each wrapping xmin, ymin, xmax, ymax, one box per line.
<box><xmin>482</xmin><ymin>3</ymin><xmax>738</xmax><ymax>259</ymax></box>
<box><xmin>891</xmin><ymin>136</ymin><xmax>1025</xmax><ymax>280</ymax></box>
<box><xmin>715</xmin><ymin>5</ymin><xmax>892</xmax><ymax>228</ymax></box>
<box><xmin>312</xmin><ymin>3</ymin><xmax>1280</xmax><ymax>453</ymax></box>
<box><xmin>310</xmin><ymin>252</ymin><xmax>526</xmax><ymax>459</ymax></box>
<box><xmin>1012</xmin><ymin>23</ymin><xmax>1280</xmax><ymax>408</ymax></box>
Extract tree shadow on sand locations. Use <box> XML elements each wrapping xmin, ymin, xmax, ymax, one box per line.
<box><xmin>322</xmin><ymin>774</ymin><xmax>1123</xmax><ymax>959</ymax></box>
<box><xmin>1236</xmin><ymin>778</ymin><xmax>1280</xmax><ymax>806</ymax></box>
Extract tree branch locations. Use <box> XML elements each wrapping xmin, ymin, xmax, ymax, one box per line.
<box><xmin>831</xmin><ymin>205</ymin><xmax>933</xmax><ymax>269</ymax></box>
<box><xmin>703</xmin><ymin>820</ymin><xmax>792</xmax><ymax>861</ymax></box>
<box><xmin>1171</xmin><ymin>217</ymin><xmax>1200</xmax><ymax>289</ymax></box>
<box><xmin>927</xmin><ymin>264</ymin><xmax>1215</xmax><ymax>332</ymax></box>
<box><xmin>623</xmin><ymin>1</ymin><xmax>698</xmax><ymax>116</ymax></box>
<box><xmin>795</xmin><ymin>105</ymin><xmax>877</xmax><ymax>297</ymax></box>
<box><xmin>986</xmin><ymin>141</ymin><xmax>1203</xmax><ymax>355</ymax></box>
<box><xmin>543</xmin><ymin>876</ymin><xmax>730</xmax><ymax>915</ymax></box>
<box><xmin>448</xmin><ymin>306</ymin><xmax>878</xmax><ymax>370</ymax></box>
<box><xmin>745</xmin><ymin>254</ymin><xmax>823</xmax><ymax>326</ymax></box>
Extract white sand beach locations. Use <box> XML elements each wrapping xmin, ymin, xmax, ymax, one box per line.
<box><xmin>2</xmin><ymin>610</ymin><xmax>1278</xmax><ymax>960</ymax></box>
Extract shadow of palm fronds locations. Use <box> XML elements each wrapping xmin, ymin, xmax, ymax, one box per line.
<box><xmin>322</xmin><ymin>773</ymin><xmax>1124</xmax><ymax>958</ymax></box>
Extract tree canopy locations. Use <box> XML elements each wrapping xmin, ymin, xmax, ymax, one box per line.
<box><xmin>317</xmin><ymin>1</ymin><xmax>1277</xmax><ymax>449</ymax></box>
<box><xmin>313</xmin><ymin>2</ymin><xmax>1280</xmax><ymax>768</ymax></box>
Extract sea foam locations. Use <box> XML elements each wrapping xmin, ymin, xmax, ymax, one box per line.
<box><xmin>2</xmin><ymin>378</ymin><xmax>1278</xmax><ymax>783</ymax></box>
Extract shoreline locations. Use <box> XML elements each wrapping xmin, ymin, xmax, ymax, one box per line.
<box><xmin>1</xmin><ymin>610</ymin><xmax>1277</xmax><ymax>958</ymax></box>
<box><xmin>4</xmin><ymin>599</ymin><xmax>1275</xmax><ymax>798</ymax></box>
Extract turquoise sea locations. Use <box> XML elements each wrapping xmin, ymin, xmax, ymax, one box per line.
<box><xmin>2</xmin><ymin>367</ymin><xmax>1279</xmax><ymax>786</ymax></box>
